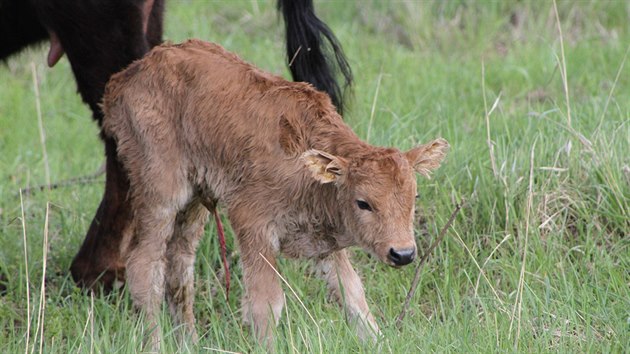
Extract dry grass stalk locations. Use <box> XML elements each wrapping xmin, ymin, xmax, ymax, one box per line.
<box><xmin>31</xmin><ymin>202</ymin><xmax>50</xmax><ymax>354</ymax></box>
<box><xmin>481</xmin><ymin>60</ymin><xmax>501</xmax><ymax>179</ymax></box>
<box><xmin>453</xmin><ymin>228</ymin><xmax>507</xmax><ymax>311</ymax></box>
<box><xmin>395</xmin><ymin>201</ymin><xmax>465</xmax><ymax>329</ymax></box>
<box><xmin>31</xmin><ymin>62</ymin><xmax>50</xmax><ymax>189</ymax></box>
<box><xmin>596</xmin><ymin>43</ymin><xmax>630</xmax><ymax>134</ymax></box>
<box><xmin>552</xmin><ymin>0</ymin><xmax>572</xmax><ymax>129</ymax></box>
<box><xmin>258</xmin><ymin>253</ymin><xmax>323</xmax><ymax>354</ymax></box>
<box><xmin>509</xmin><ymin>138</ymin><xmax>537</xmax><ymax>349</ymax></box>
<box><xmin>19</xmin><ymin>190</ymin><xmax>31</xmax><ymax>354</ymax></box>
<box><xmin>77</xmin><ymin>292</ymin><xmax>95</xmax><ymax>354</ymax></box>
<box><xmin>201</xmin><ymin>347</ymin><xmax>243</xmax><ymax>354</ymax></box>
<box><xmin>474</xmin><ymin>233</ymin><xmax>512</xmax><ymax>298</ymax></box>
<box><xmin>366</xmin><ymin>67</ymin><xmax>383</xmax><ymax>143</ymax></box>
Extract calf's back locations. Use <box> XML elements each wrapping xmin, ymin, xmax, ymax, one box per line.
<box><xmin>103</xmin><ymin>39</ymin><xmax>352</xmax><ymax>205</ymax></box>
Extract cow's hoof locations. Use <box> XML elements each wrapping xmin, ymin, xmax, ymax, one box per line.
<box><xmin>70</xmin><ymin>259</ymin><xmax>125</xmax><ymax>293</ymax></box>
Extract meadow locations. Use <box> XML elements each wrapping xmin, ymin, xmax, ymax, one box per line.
<box><xmin>1</xmin><ymin>1</ymin><xmax>628</xmax><ymax>352</ymax></box>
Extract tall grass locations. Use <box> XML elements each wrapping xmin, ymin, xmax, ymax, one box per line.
<box><xmin>1</xmin><ymin>1</ymin><xmax>628</xmax><ymax>352</ymax></box>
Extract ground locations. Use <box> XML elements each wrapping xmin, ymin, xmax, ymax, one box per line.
<box><xmin>0</xmin><ymin>1</ymin><xmax>628</xmax><ymax>352</ymax></box>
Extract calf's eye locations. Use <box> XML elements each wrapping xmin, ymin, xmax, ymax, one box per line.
<box><xmin>356</xmin><ymin>200</ymin><xmax>373</xmax><ymax>212</ymax></box>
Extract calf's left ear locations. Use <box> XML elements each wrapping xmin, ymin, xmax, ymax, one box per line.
<box><xmin>405</xmin><ymin>138</ymin><xmax>449</xmax><ymax>178</ymax></box>
<box><xmin>301</xmin><ymin>149</ymin><xmax>348</xmax><ymax>184</ymax></box>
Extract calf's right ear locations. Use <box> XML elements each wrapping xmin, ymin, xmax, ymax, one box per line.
<box><xmin>301</xmin><ymin>150</ymin><xmax>348</xmax><ymax>184</ymax></box>
<box><xmin>405</xmin><ymin>138</ymin><xmax>449</xmax><ymax>178</ymax></box>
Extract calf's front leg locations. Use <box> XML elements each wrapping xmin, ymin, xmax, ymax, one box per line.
<box><xmin>316</xmin><ymin>249</ymin><xmax>380</xmax><ymax>342</ymax></box>
<box><xmin>240</xmin><ymin>246</ymin><xmax>284</xmax><ymax>345</ymax></box>
<box><xmin>231</xmin><ymin>214</ymin><xmax>284</xmax><ymax>345</ymax></box>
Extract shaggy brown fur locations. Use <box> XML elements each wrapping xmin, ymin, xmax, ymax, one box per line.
<box><xmin>102</xmin><ymin>39</ymin><xmax>448</xmax><ymax>348</ymax></box>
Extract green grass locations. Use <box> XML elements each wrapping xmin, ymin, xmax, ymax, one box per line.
<box><xmin>1</xmin><ymin>1</ymin><xmax>628</xmax><ymax>352</ymax></box>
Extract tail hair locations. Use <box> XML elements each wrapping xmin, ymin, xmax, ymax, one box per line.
<box><xmin>278</xmin><ymin>0</ymin><xmax>353</xmax><ymax>114</ymax></box>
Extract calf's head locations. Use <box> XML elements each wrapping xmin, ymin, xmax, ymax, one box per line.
<box><xmin>302</xmin><ymin>138</ymin><xmax>449</xmax><ymax>266</ymax></box>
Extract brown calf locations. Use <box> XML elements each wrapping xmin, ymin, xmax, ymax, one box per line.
<box><xmin>102</xmin><ymin>39</ymin><xmax>448</xmax><ymax>347</ymax></box>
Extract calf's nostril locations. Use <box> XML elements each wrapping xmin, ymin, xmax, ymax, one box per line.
<box><xmin>388</xmin><ymin>247</ymin><xmax>416</xmax><ymax>266</ymax></box>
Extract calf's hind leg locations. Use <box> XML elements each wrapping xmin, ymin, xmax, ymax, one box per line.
<box><xmin>126</xmin><ymin>203</ymin><xmax>178</xmax><ymax>350</ymax></box>
<box><xmin>165</xmin><ymin>199</ymin><xmax>210</xmax><ymax>343</ymax></box>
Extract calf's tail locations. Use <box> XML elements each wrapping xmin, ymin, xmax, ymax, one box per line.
<box><xmin>277</xmin><ymin>0</ymin><xmax>352</xmax><ymax>114</ymax></box>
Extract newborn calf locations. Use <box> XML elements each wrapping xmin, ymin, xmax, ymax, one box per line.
<box><xmin>102</xmin><ymin>39</ymin><xmax>448</xmax><ymax>347</ymax></box>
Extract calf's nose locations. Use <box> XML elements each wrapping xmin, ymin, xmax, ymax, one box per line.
<box><xmin>388</xmin><ymin>247</ymin><xmax>416</xmax><ymax>266</ymax></box>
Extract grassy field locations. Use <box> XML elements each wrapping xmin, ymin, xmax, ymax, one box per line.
<box><xmin>1</xmin><ymin>1</ymin><xmax>628</xmax><ymax>352</ymax></box>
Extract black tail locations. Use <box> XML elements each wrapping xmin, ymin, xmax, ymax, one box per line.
<box><xmin>278</xmin><ymin>0</ymin><xmax>352</xmax><ymax>114</ymax></box>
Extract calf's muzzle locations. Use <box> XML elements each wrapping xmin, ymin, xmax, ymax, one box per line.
<box><xmin>388</xmin><ymin>247</ymin><xmax>416</xmax><ymax>266</ymax></box>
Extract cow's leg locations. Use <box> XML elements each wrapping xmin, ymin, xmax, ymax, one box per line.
<box><xmin>229</xmin><ymin>207</ymin><xmax>284</xmax><ymax>345</ymax></box>
<box><xmin>316</xmin><ymin>249</ymin><xmax>380</xmax><ymax>342</ymax></box>
<box><xmin>165</xmin><ymin>199</ymin><xmax>210</xmax><ymax>344</ymax></box>
<box><xmin>34</xmin><ymin>0</ymin><xmax>165</xmax><ymax>292</ymax></box>
<box><xmin>71</xmin><ymin>136</ymin><xmax>131</xmax><ymax>291</ymax></box>
<box><xmin>126</xmin><ymin>203</ymin><xmax>177</xmax><ymax>350</ymax></box>
<box><xmin>146</xmin><ymin>0</ymin><xmax>165</xmax><ymax>48</ymax></box>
